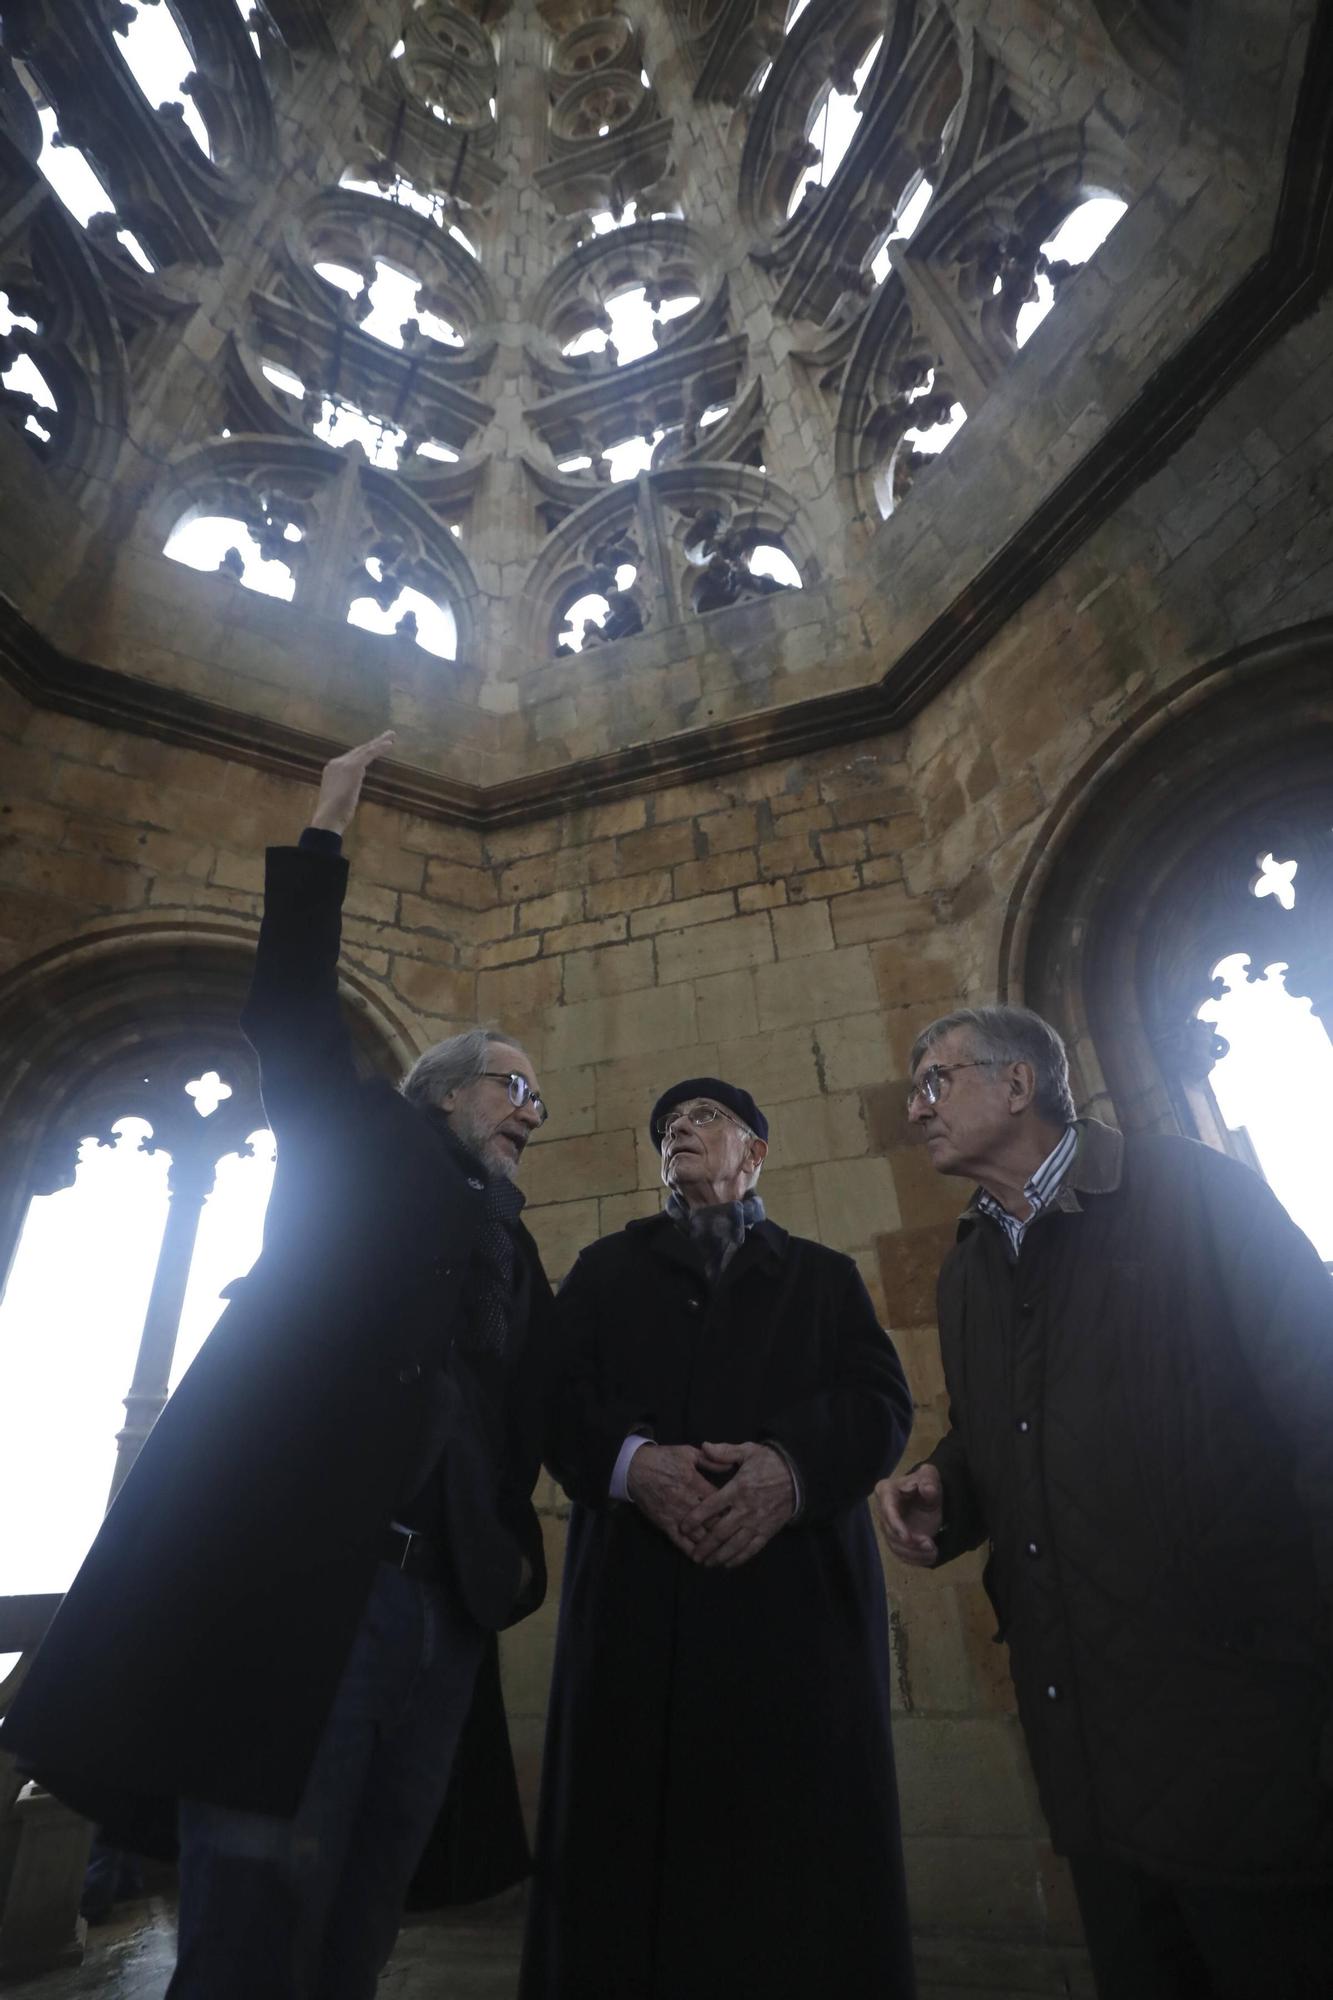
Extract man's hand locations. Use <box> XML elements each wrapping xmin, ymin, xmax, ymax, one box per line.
<box><xmin>626</xmin><ymin>1444</ymin><xmax>717</xmax><ymax>1557</ymax></box>
<box><xmin>875</xmin><ymin>1464</ymin><xmax>944</xmax><ymax>1567</ymax></box>
<box><xmin>309</xmin><ymin>731</ymin><xmax>396</xmax><ymax>836</ymax></box>
<box><xmin>678</xmin><ymin>1442</ymin><xmax>796</xmax><ymax>1569</ymax></box>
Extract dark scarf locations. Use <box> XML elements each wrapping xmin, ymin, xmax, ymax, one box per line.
<box><xmin>431</xmin><ymin>1114</ymin><xmax>527</xmax><ymax>1358</ymax></box>
<box><xmin>666</xmin><ymin>1188</ymin><xmax>766</xmax><ymax>1286</ymax></box>
<box><xmin>462</xmin><ymin>1162</ymin><xmax>526</xmax><ymax>1359</ymax></box>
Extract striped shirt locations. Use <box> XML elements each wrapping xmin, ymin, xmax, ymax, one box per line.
<box><xmin>975</xmin><ymin>1124</ymin><xmax>1078</xmax><ymax>1257</ymax></box>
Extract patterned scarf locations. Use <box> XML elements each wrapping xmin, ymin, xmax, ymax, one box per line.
<box><xmin>464</xmin><ymin>1169</ymin><xmax>526</xmax><ymax>1358</ymax></box>
<box><xmin>666</xmin><ymin>1188</ymin><xmax>766</xmax><ymax>1285</ymax></box>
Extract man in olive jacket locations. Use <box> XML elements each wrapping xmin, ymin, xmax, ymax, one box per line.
<box><xmin>877</xmin><ymin>1005</ymin><xmax>1333</xmax><ymax>2000</ymax></box>
<box><xmin>2</xmin><ymin>734</ymin><xmax>553</xmax><ymax>1998</ymax></box>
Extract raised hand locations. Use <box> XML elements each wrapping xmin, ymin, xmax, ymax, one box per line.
<box><xmin>625</xmin><ymin>1444</ymin><xmax>717</xmax><ymax>1558</ymax></box>
<box><xmin>677</xmin><ymin>1441</ymin><xmax>796</xmax><ymax>1569</ymax></box>
<box><xmin>874</xmin><ymin>1463</ymin><xmax>944</xmax><ymax>1567</ymax></box>
<box><xmin>309</xmin><ymin>731</ymin><xmax>397</xmax><ymax>836</ymax></box>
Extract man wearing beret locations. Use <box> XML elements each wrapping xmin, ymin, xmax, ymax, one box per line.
<box><xmin>520</xmin><ymin>1080</ymin><xmax>917</xmax><ymax>2000</ymax></box>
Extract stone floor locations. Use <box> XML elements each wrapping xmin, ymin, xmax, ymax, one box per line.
<box><xmin>4</xmin><ymin>1900</ymin><xmax>1094</xmax><ymax>1999</ymax></box>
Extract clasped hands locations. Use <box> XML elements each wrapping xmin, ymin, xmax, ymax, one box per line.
<box><xmin>626</xmin><ymin>1440</ymin><xmax>796</xmax><ymax>1569</ymax></box>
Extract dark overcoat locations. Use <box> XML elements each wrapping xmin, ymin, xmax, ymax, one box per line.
<box><xmin>520</xmin><ymin>1212</ymin><xmax>916</xmax><ymax>2000</ymax></box>
<box><xmin>926</xmin><ymin>1117</ymin><xmax>1333</xmax><ymax>1888</ymax></box>
<box><xmin>1</xmin><ymin>844</ymin><xmax>550</xmax><ymax>1901</ymax></box>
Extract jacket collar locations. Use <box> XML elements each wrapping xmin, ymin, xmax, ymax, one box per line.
<box><xmin>956</xmin><ymin>1116</ymin><xmax>1124</xmax><ymax>1240</ymax></box>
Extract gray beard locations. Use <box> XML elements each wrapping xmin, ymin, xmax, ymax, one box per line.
<box><xmin>443</xmin><ymin>1104</ymin><xmax>518</xmax><ymax>1182</ymax></box>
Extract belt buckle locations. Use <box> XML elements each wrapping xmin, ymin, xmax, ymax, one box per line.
<box><xmin>395</xmin><ymin>1527</ymin><xmax>416</xmax><ymax>1572</ymax></box>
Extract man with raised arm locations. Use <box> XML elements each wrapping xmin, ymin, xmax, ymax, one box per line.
<box><xmin>2</xmin><ymin>734</ymin><xmax>555</xmax><ymax>1999</ymax></box>
<box><xmin>876</xmin><ymin>1004</ymin><xmax>1333</xmax><ymax>2000</ymax></box>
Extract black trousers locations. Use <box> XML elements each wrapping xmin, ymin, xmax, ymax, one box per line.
<box><xmin>1070</xmin><ymin>1853</ymin><xmax>1333</xmax><ymax>2000</ymax></box>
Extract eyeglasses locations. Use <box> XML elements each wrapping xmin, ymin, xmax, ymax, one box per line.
<box><xmin>481</xmin><ymin>1071</ymin><xmax>548</xmax><ymax>1124</ymax></box>
<box><xmin>905</xmin><ymin>1061</ymin><xmax>993</xmax><ymax>1112</ymax></box>
<box><xmin>655</xmin><ymin>1100</ymin><xmax>754</xmax><ymax>1145</ymax></box>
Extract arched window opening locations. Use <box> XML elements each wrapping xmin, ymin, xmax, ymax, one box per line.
<box><xmin>232</xmin><ymin>0</ymin><xmax>264</xmax><ymax>60</ymax></box>
<box><xmin>112</xmin><ymin>1</ymin><xmax>213</xmax><ymax>161</ymax></box>
<box><xmin>603</xmin><ymin>429</ymin><xmax>666</xmax><ymax>480</ymax></box>
<box><xmin>786</xmin><ymin>35</ymin><xmax>883</xmax><ymax>219</ymax></box>
<box><xmin>348</xmin><ymin>559</ymin><xmax>457</xmax><ymax>658</ymax></box>
<box><xmin>1013</xmin><ymin>195</ymin><xmax>1128</xmax><ymax>348</ymax></box>
<box><xmin>165</xmin><ymin>510</ymin><xmax>299</xmax><ymax>599</ymax></box>
<box><xmin>747</xmin><ymin>544</ymin><xmax>801</xmax><ymax>588</ymax></box>
<box><xmin>13</xmin><ymin>68</ymin><xmax>155</xmax><ymax>270</ymax></box>
<box><xmin>561</xmin><ymin>284</ymin><xmax>701</xmax><ymax>367</ymax></box>
<box><xmin>0</xmin><ymin>1066</ymin><xmax>275</xmax><ymax>1600</ymax></box>
<box><xmin>555</xmin><ymin>561</ymin><xmax>642</xmax><ymax>654</ymax></box>
<box><xmin>1194</xmin><ymin>853</ymin><xmax>1333</xmax><ymax>1262</ymax></box>
<box><xmin>314</xmin><ymin>258</ymin><xmax>464</xmax><ymax>350</ymax></box>
<box><xmin>582</xmin><ymin>199</ymin><xmax>683</xmax><ymax>239</ymax></box>
<box><xmin>338</xmin><ymin>169</ymin><xmax>479</xmax><ymax>257</ymax></box>
<box><xmin>868</xmin><ymin>173</ymin><xmax>934</xmax><ymax>284</ymax></box>
<box><xmin>872</xmin><ymin>370</ymin><xmax>967</xmax><ymax>520</ymax></box>
<box><xmin>0</xmin><ymin>293</ymin><xmax>58</xmax><ymax>447</ymax></box>
<box><xmin>258</xmin><ymin>360</ymin><xmax>460</xmax><ymax>471</ymax></box>
<box><xmin>256</xmin><ymin>358</ymin><xmax>460</xmax><ymax>470</ymax></box>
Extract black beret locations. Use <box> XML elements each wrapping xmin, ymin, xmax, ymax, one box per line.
<box><xmin>649</xmin><ymin>1076</ymin><xmax>768</xmax><ymax>1152</ymax></box>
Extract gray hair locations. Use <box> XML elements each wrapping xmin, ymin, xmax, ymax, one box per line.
<box><xmin>909</xmin><ymin>1006</ymin><xmax>1076</xmax><ymax>1125</ymax></box>
<box><xmin>401</xmin><ymin>1026</ymin><xmax>529</xmax><ymax>1111</ymax></box>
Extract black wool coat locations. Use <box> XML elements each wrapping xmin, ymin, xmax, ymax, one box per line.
<box><xmin>1</xmin><ymin>845</ymin><xmax>550</xmax><ymax>1901</ymax></box>
<box><xmin>926</xmin><ymin>1118</ymin><xmax>1333</xmax><ymax>1889</ymax></box>
<box><xmin>520</xmin><ymin>1212</ymin><xmax>917</xmax><ymax>2000</ymax></box>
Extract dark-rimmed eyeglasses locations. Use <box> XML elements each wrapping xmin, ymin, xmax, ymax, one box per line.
<box><xmin>654</xmin><ymin>1100</ymin><xmax>754</xmax><ymax>1145</ymax></box>
<box><xmin>481</xmin><ymin>1071</ymin><xmax>548</xmax><ymax>1124</ymax></box>
<box><xmin>905</xmin><ymin>1061</ymin><xmax>993</xmax><ymax>1112</ymax></box>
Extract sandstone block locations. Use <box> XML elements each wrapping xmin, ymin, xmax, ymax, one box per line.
<box><xmin>599</xmin><ymin>1188</ymin><xmax>662</xmax><ymax>1235</ymax></box>
<box><xmin>831</xmin><ymin>883</ymin><xmax>932</xmax><ymax>946</ymax></box>
<box><xmin>672</xmin><ymin>850</ymin><xmax>759</xmax><ymax>899</ymax></box>
<box><xmin>594</xmin><ymin>1044</ymin><xmax>721</xmax><ymax>1135</ymax></box>
<box><xmin>390</xmin><ymin>955</ymin><xmax>477</xmax><ymax>1020</ymax></box>
<box><xmin>543</xmin><ymin>915</ymin><xmax>627</xmax><ymax>956</ymax></box>
<box><xmin>520</xmin><ymin>1128</ymin><xmax>638</xmax><ymax>1206</ymax></box>
<box><xmin>562</xmin><ymin>939</ymin><xmax>656</xmax><ymax>1001</ymax></box>
<box><xmin>476</xmin><ymin>955</ymin><xmax>564</xmax><ymax>1020</ymax></box>
<box><xmin>519</xmin><ymin>886</ymin><xmax>584</xmax><ymax>933</ymax></box>
<box><xmin>656</xmin><ymin>911</ymin><xmax>774</xmax><ymax>985</ymax></box>
<box><xmin>767</xmin><ymin>1091</ymin><xmax>868</xmax><ymax>1168</ymax></box>
<box><xmin>544</xmin><ymin>982</ymin><xmax>698</xmax><ymax>1068</ymax></box>
<box><xmin>616</xmin><ymin>822</ymin><xmax>698</xmax><ymax>872</ymax></box>
<box><xmin>586</xmin><ymin>869</ymin><xmax>674</xmax><ymax>917</ymax></box>
<box><xmin>754</xmin><ymin>945</ymin><xmax>877</xmax><ymax>1028</ymax></box>
<box><xmin>694</xmin><ymin>969</ymin><xmax>759</xmax><ymax>1042</ymax></box>
<box><xmin>876</xmin><ymin>1222</ymin><xmax>958</xmax><ymax>1327</ymax></box>
<box><xmin>736</xmin><ymin>880</ymin><xmax>789</xmax><ymax>912</ymax></box>
<box><xmin>812</xmin><ymin>1155</ymin><xmax>901</xmax><ymax>1250</ymax></box>
<box><xmin>713</xmin><ymin>1023</ymin><xmax>823</xmax><ymax>1104</ymax></box>
<box><xmin>770</xmin><ymin>899</ymin><xmax>834</xmax><ymax>958</ymax></box>
<box><xmin>422</xmin><ymin>858</ymin><xmax>497</xmax><ymax>912</ymax></box>
<box><xmin>630</xmin><ymin>890</ymin><xmax>736</xmax><ymax>937</ymax></box>
<box><xmin>524</xmin><ymin>1196</ymin><xmax>601</xmax><ymax>1285</ymax></box>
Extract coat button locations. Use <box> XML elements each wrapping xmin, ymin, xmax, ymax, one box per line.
<box><xmin>1016</xmin><ymin>1419</ymin><xmax>1030</xmax><ymax>1434</ymax></box>
<box><xmin>467</xmin><ymin>1177</ymin><xmax>484</xmax><ymax>1191</ymax></box>
<box><xmin>398</xmin><ymin>1362</ymin><xmax>421</xmax><ymax>1384</ymax></box>
<box><xmin>1045</xmin><ymin>1683</ymin><xmax>1060</xmax><ymax>1700</ymax></box>
<box><xmin>683</xmin><ymin>1296</ymin><xmax>701</xmax><ymax>1313</ymax></box>
<box><xmin>1019</xmin><ymin>1298</ymin><xmax>1036</xmax><ymax>1314</ymax></box>
<box><xmin>1026</xmin><ymin>1540</ymin><xmax>1041</xmax><ymax>1558</ymax></box>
